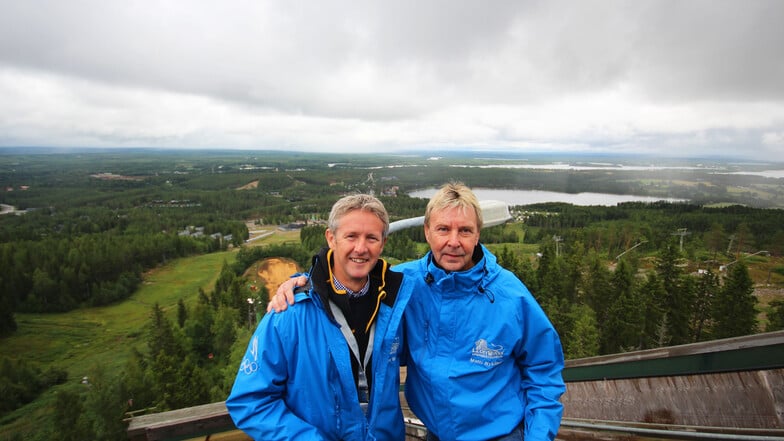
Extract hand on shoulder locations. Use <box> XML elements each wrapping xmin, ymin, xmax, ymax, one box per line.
<box><xmin>266</xmin><ymin>275</ymin><xmax>308</xmax><ymax>313</ymax></box>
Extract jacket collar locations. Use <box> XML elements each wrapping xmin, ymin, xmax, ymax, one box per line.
<box><xmin>422</xmin><ymin>244</ymin><xmax>498</xmax><ymax>299</ymax></box>
<box><xmin>309</xmin><ymin>247</ymin><xmax>401</xmax><ymax>331</ymax></box>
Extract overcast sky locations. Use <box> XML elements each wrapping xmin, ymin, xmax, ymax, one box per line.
<box><xmin>1</xmin><ymin>0</ymin><xmax>783</xmax><ymax>161</ymax></box>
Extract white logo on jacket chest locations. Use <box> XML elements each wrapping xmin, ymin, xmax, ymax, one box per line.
<box><xmin>470</xmin><ymin>339</ymin><xmax>504</xmax><ymax>367</ymax></box>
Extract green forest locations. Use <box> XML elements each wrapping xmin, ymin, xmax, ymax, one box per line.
<box><xmin>1</xmin><ymin>149</ymin><xmax>783</xmax><ymax>440</ymax></box>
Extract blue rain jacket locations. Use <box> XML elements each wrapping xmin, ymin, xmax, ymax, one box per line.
<box><xmin>395</xmin><ymin>245</ymin><xmax>565</xmax><ymax>441</ymax></box>
<box><xmin>227</xmin><ymin>252</ymin><xmax>412</xmax><ymax>440</ymax></box>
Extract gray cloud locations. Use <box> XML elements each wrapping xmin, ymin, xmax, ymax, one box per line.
<box><xmin>0</xmin><ymin>0</ymin><xmax>783</xmax><ymax>159</ymax></box>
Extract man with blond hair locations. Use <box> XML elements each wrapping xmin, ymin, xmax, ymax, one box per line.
<box><xmin>394</xmin><ymin>182</ymin><xmax>564</xmax><ymax>441</ymax></box>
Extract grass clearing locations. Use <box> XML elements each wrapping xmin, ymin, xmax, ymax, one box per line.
<box><xmin>244</xmin><ymin>224</ymin><xmax>301</xmax><ymax>247</ymax></box>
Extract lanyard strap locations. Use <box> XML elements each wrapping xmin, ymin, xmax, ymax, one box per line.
<box><xmin>329</xmin><ymin>300</ymin><xmax>376</xmax><ymax>415</ymax></box>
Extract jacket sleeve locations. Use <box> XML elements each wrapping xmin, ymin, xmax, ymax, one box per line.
<box><xmin>226</xmin><ymin>314</ymin><xmax>327</xmax><ymax>441</ymax></box>
<box><xmin>518</xmin><ymin>296</ymin><xmax>566</xmax><ymax>441</ymax></box>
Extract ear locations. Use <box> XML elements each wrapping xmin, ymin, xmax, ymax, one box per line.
<box><xmin>325</xmin><ymin>229</ymin><xmax>336</xmax><ymax>248</ymax></box>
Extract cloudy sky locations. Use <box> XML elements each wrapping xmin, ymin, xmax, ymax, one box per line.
<box><xmin>1</xmin><ymin>0</ymin><xmax>783</xmax><ymax>160</ymax></box>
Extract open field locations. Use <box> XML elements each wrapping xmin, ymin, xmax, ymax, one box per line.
<box><xmin>243</xmin><ymin>222</ymin><xmax>302</xmax><ymax>246</ymax></box>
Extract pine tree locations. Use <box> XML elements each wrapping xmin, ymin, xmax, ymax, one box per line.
<box><xmin>497</xmin><ymin>246</ymin><xmax>521</xmax><ymax>277</ymax></box>
<box><xmin>563</xmin><ymin>241</ymin><xmax>586</xmax><ymax>304</ymax></box>
<box><xmin>82</xmin><ymin>364</ymin><xmax>128</xmax><ymax>441</ymax></box>
<box><xmin>148</xmin><ymin>303</ymin><xmax>182</xmax><ymax>359</ymax></box>
<box><xmin>732</xmin><ymin>223</ymin><xmax>754</xmax><ymax>257</ymax></box>
<box><xmin>712</xmin><ymin>262</ymin><xmax>758</xmax><ymax>339</ymax></box>
<box><xmin>177</xmin><ymin>298</ymin><xmax>187</xmax><ymax>328</ymax></box>
<box><xmin>705</xmin><ymin>223</ymin><xmax>726</xmax><ymax>261</ymax></box>
<box><xmin>535</xmin><ymin>242</ymin><xmax>558</xmax><ymax>305</ymax></box>
<box><xmin>185</xmin><ymin>300</ymin><xmax>216</xmax><ymax>358</ymax></box>
<box><xmin>565</xmin><ymin>304</ymin><xmax>600</xmax><ymax>359</ymax></box>
<box><xmin>0</xmin><ymin>275</ymin><xmax>17</xmax><ymax>336</ymax></box>
<box><xmin>770</xmin><ymin>231</ymin><xmax>784</xmax><ymax>258</ymax></box>
<box><xmin>638</xmin><ymin>273</ymin><xmax>667</xmax><ymax>349</ymax></box>
<box><xmin>147</xmin><ymin>303</ymin><xmax>189</xmax><ymax>410</ymax></box>
<box><xmin>120</xmin><ymin>349</ymin><xmax>156</xmax><ymax>412</ymax></box>
<box><xmin>52</xmin><ymin>389</ymin><xmax>90</xmax><ymax>441</ymax></box>
<box><xmin>766</xmin><ymin>300</ymin><xmax>784</xmax><ymax>332</ymax></box>
<box><xmin>656</xmin><ymin>240</ymin><xmax>693</xmax><ymax>345</ymax></box>
<box><xmin>517</xmin><ymin>255</ymin><xmax>539</xmax><ymax>295</ymax></box>
<box><xmin>152</xmin><ymin>351</ymin><xmax>184</xmax><ymax>410</ymax></box>
<box><xmin>691</xmin><ymin>269</ymin><xmax>719</xmax><ymax>341</ymax></box>
<box><xmin>603</xmin><ymin>259</ymin><xmax>642</xmax><ymax>353</ymax></box>
<box><xmin>212</xmin><ymin>306</ymin><xmax>239</xmax><ymax>358</ymax></box>
<box><xmin>583</xmin><ymin>255</ymin><xmax>614</xmax><ymax>326</ymax></box>
<box><xmin>583</xmin><ymin>254</ymin><xmax>614</xmax><ymax>353</ymax></box>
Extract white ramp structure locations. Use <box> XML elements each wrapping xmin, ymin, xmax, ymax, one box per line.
<box><xmin>388</xmin><ymin>200</ymin><xmax>512</xmax><ymax>233</ymax></box>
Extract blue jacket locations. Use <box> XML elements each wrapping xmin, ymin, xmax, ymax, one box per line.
<box><xmin>395</xmin><ymin>245</ymin><xmax>565</xmax><ymax>441</ymax></box>
<box><xmin>227</xmin><ymin>250</ymin><xmax>412</xmax><ymax>440</ymax></box>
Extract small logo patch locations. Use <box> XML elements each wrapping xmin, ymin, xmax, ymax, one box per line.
<box><xmin>470</xmin><ymin>339</ymin><xmax>504</xmax><ymax>367</ymax></box>
<box><xmin>240</xmin><ymin>336</ymin><xmax>259</xmax><ymax>375</ymax></box>
<box><xmin>388</xmin><ymin>336</ymin><xmax>400</xmax><ymax>361</ymax></box>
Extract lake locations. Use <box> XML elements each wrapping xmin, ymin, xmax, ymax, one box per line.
<box><xmin>408</xmin><ymin>188</ymin><xmax>687</xmax><ymax>206</ymax></box>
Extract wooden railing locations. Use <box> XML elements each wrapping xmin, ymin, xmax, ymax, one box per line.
<box><xmin>127</xmin><ymin>331</ymin><xmax>784</xmax><ymax>440</ymax></box>
<box><xmin>126</xmin><ymin>394</ymin><xmax>427</xmax><ymax>440</ymax></box>
<box><xmin>126</xmin><ymin>401</ymin><xmax>248</xmax><ymax>441</ymax></box>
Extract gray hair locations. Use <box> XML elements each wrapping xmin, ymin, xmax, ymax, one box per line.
<box><xmin>328</xmin><ymin>194</ymin><xmax>390</xmax><ymax>238</ymax></box>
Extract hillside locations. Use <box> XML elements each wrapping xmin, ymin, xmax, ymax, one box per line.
<box><xmin>0</xmin><ymin>251</ymin><xmax>236</xmax><ymax>439</ymax></box>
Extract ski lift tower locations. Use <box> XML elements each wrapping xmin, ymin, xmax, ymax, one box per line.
<box><xmin>672</xmin><ymin>228</ymin><xmax>691</xmax><ymax>252</ymax></box>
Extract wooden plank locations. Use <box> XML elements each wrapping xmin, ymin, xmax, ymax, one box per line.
<box><xmin>127</xmin><ymin>401</ymin><xmax>248</xmax><ymax>441</ymax></box>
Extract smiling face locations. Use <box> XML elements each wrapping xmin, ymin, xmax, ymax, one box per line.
<box><xmin>326</xmin><ymin>209</ymin><xmax>387</xmax><ymax>291</ymax></box>
<box><xmin>424</xmin><ymin>204</ymin><xmax>480</xmax><ymax>272</ymax></box>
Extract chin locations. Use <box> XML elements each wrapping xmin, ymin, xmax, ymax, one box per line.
<box><xmin>439</xmin><ymin>261</ymin><xmax>465</xmax><ymax>271</ymax></box>
<box><xmin>350</xmin><ymin>265</ymin><xmax>372</xmax><ymax>277</ymax></box>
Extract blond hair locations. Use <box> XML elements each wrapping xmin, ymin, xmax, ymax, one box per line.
<box><xmin>424</xmin><ymin>182</ymin><xmax>483</xmax><ymax>230</ymax></box>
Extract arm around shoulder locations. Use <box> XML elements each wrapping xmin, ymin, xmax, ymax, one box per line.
<box><xmin>266</xmin><ymin>274</ymin><xmax>308</xmax><ymax>313</ymax></box>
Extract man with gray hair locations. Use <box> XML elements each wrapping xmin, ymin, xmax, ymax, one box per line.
<box><xmin>227</xmin><ymin>194</ymin><xmax>413</xmax><ymax>440</ymax></box>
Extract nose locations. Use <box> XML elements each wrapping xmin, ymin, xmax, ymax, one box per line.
<box><xmin>353</xmin><ymin>237</ymin><xmax>369</xmax><ymax>253</ymax></box>
<box><xmin>446</xmin><ymin>230</ymin><xmax>461</xmax><ymax>247</ymax></box>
